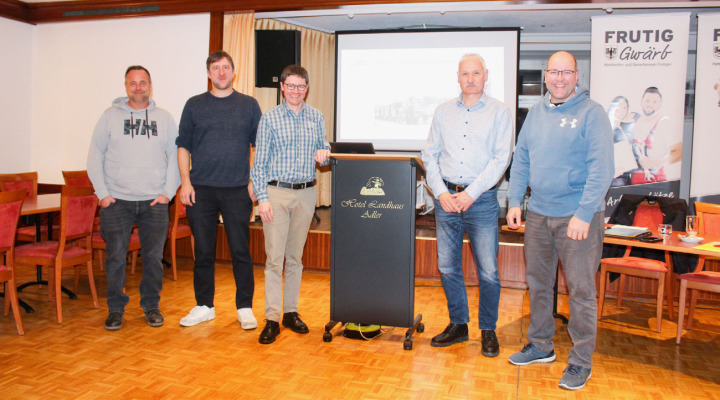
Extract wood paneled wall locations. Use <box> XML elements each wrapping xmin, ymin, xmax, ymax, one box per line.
<box><xmin>171</xmin><ymin>223</ymin><xmax>720</xmax><ymax>305</ymax></box>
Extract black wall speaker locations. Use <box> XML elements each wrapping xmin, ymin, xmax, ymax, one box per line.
<box><xmin>255</xmin><ymin>30</ymin><xmax>301</xmax><ymax>88</ymax></box>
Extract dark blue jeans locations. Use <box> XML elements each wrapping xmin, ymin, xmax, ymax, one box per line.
<box><xmin>186</xmin><ymin>185</ymin><xmax>253</xmax><ymax>309</ymax></box>
<box><xmin>100</xmin><ymin>199</ymin><xmax>168</xmax><ymax>313</ymax></box>
<box><xmin>434</xmin><ymin>188</ymin><xmax>500</xmax><ymax>329</ymax></box>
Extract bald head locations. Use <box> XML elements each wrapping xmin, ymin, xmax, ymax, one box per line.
<box><xmin>547</xmin><ymin>51</ymin><xmax>577</xmax><ymax>71</ymax></box>
<box><xmin>544</xmin><ymin>51</ymin><xmax>579</xmax><ymax>104</ymax></box>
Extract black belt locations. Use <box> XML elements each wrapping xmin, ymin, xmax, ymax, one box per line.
<box><xmin>444</xmin><ymin>180</ymin><xmax>496</xmax><ymax>193</ymax></box>
<box><xmin>268</xmin><ymin>181</ymin><xmax>314</xmax><ymax>190</ymax></box>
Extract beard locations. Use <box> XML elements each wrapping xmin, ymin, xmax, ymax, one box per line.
<box><xmin>212</xmin><ymin>79</ymin><xmax>232</xmax><ymax>91</ymax></box>
<box><xmin>129</xmin><ymin>92</ymin><xmax>149</xmax><ymax>104</ymax></box>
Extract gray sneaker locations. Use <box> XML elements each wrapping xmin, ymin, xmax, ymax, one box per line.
<box><xmin>559</xmin><ymin>364</ymin><xmax>592</xmax><ymax>390</ymax></box>
<box><xmin>508</xmin><ymin>343</ymin><xmax>556</xmax><ymax>365</ymax></box>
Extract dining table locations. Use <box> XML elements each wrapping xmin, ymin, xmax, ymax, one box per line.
<box><xmin>502</xmin><ymin>223</ymin><xmax>720</xmax><ymax>322</ymax></box>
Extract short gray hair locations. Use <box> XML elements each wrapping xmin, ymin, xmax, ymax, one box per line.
<box><xmin>458</xmin><ymin>53</ymin><xmax>487</xmax><ymax>71</ymax></box>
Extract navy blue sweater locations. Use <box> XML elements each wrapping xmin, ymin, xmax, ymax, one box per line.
<box><xmin>177</xmin><ymin>91</ymin><xmax>261</xmax><ymax>187</ymax></box>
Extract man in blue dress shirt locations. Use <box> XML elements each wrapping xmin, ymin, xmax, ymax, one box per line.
<box><xmin>251</xmin><ymin>65</ymin><xmax>330</xmax><ymax>344</ymax></box>
<box><xmin>421</xmin><ymin>54</ymin><xmax>513</xmax><ymax>355</ymax></box>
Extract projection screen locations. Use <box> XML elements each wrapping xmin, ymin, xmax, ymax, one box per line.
<box><xmin>335</xmin><ymin>28</ymin><xmax>520</xmax><ymax>151</ymax></box>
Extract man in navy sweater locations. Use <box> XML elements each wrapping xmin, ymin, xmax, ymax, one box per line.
<box><xmin>176</xmin><ymin>51</ymin><xmax>262</xmax><ymax>330</ymax></box>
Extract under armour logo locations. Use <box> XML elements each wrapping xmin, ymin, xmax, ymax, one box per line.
<box><xmin>560</xmin><ymin>118</ymin><xmax>577</xmax><ymax>128</ymax></box>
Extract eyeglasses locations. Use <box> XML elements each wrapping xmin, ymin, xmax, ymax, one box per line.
<box><xmin>284</xmin><ymin>84</ymin><xmax>308</xmax><ymax>91</ymax></box>
<box><xmin>545</xmin><ymin>70</ymin><xmax>576</xmax><ymax>78</ymax></box>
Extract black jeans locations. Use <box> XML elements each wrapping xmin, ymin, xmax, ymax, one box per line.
<box><xmin>186</xmin><ymin>185</ymin><xmax>254</xmax><ymax>309</ymax></box>
<box><xmin>100</xmin><ymin>199</ymin><xmax>168</xmax><ymax>313</ymax></box>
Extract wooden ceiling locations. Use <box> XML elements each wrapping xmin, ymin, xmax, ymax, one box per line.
<box><xmin>4</xmin><ymin>0</ymin><xmax>473</xmax><ymax>24</ymax></box>
<box><xmin>0</xmin><ymin>0</ymin><xmax>699</xmax><ymax>25</ymax></box>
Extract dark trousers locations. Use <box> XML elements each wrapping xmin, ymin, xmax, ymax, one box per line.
<box><xmin>186</xmin><ymin>185</ymin><xmax>254</xmax><ymax>309</ymax></box>
<box><xmin>100</xmin><ymin>199</ymin><xmax>168</xmax><ymax>313</ymax></box>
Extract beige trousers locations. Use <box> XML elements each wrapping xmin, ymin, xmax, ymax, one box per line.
<box><xmin>263</xmin><ymin>185</ymin><xmax>316</xmax><ymax>321</ymax></box>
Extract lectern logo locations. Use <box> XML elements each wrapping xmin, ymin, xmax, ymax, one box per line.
<box><xmin>360</xmin><ymin>177</ymin><xmax>385</xmax><ymax>196</ymax></box>
<box><xmin>605</xmin><ymin>46</ymin><xmax>618</xmax><ymax>60</ymax></box>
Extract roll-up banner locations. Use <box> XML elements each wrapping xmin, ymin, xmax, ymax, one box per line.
<box><xmin>591</xmin><ymin>13</ymin><xmax>690</xmax><ymax>216</ymax></box>
<box><xmin>691</xmin><ymin>13</ymin><xmax>720</xmax><ymax>205</ymax></box>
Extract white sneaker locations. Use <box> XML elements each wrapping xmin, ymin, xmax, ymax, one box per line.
<box><xmin>179</xmin><ymin>305</ymin><xmax>215</xmax><ymax>327</ymax></box>
<box><xmin>237</xmin><ymin>307</ymin><xmax>257</xmax><ymax>330</ymax></box>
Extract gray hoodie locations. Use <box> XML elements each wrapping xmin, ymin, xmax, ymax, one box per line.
<box><xmin>87</xmin><ymin>97</ymin><xmax>180</xmax><ymax>201</ymax></box>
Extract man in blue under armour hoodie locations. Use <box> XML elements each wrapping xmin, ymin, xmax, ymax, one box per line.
<box><xmin>506</xmin><ymin>52</ymin><xmax>613</xmax><ymax>391</ymax></box>
<box><xmin>87</xmin><ymin>66</ymin><xmax>180</xmax><ymax>331</ymax></box>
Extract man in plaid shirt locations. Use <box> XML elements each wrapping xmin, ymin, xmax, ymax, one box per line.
<box><xmin>251</xmin><ymin>65</ymin><xmax>330</xmax><ymax>345</ymax></box>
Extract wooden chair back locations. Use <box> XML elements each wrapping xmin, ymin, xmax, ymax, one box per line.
<box><xmin>695</xmin><ymin>201</ymin><xmax>720</xmax><ymax>236</ymax></box>
<box><xmin>62</xmin><ymin>170</ymin><xmax>93</xmax><ymax>188</ymax></box>
<box><xmin>0</xmin><ymin>190</ymin><xmax>26</xmax><ymax>335</ymax></box>
<box><xmin>60</xmin><ymin>186</ymin><xmax>98</xmax><ymax>244</ymax></box>
<box><xmin>0</xmin><ymin>191</ymin><xmax>25</xmax><ymax>251</ymax></box>
<box><xmin>0</xmin><ymin>172</ymin><xmax>38</xmax><ymax>199</ymax></box>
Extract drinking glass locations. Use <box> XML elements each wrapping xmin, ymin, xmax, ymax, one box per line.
<box><xmin>659</xmin><ymin>224</ymin><xmax>673</xmax><ymax>242</ymax></box>
<box><xmin>686</xmin><ymin>215</ymin><xmax>698</xmax><ymax>237</ymax></box>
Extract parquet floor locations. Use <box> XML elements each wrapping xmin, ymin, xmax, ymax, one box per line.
<box><xmin>2</xmin><ymin>258</ymin><xmax>719</xmax><ymax>400</ymax></box>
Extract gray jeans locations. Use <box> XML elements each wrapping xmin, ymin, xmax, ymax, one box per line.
<box><xmin>524</xmin><ymin>210</ymin><xmax>604</xmax><ymax>369</ymax></box>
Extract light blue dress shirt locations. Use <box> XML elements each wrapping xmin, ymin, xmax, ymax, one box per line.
<box><xmin>421</xmin><ymin>92</ymin><xmax>514</xmax><ymax>200</ymax></box>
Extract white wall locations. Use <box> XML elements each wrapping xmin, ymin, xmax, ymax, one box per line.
<box><xmin>0</xmin><ymin>17</ymin><xmax>34</xmax><ymax>174</ymax></box>
<box><xmin>30</xmin><ymin>14</ymin><xmax>210</xmax><ymax>183</ymax></box>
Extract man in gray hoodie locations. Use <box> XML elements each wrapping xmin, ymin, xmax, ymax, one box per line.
<box><xmin>87</xmin><ymin>65</ymin><xmax>180</xmax><ymax>331</ymax></box>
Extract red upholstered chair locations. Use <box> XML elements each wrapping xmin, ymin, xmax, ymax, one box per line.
<box><xmin>676</xmin><ymin>201</ymin><xmax>720</xmax><ymax>344</ymax></box>
<box><xmin>61</xmin><ymin>170</ymin><xmax>93</xmax><ymax>188</ymax></box>
<box><xmin>0</xmin><ymin>172</ymin><xmax>57</xmax><ymax>242</ymax></box>
<box><xmin>0</xmin><ymin>172</ymin><xmax>37</xmax><ymax>197</ymax></box>
<box><xmin>92</xmin><ymin>231</ymin><xmax>141</xmax><ymax>275</ymax></box>
<box><xmin>14</xmin><ymin>186</ymin><xmax>99</xmax><ymax>323</ymax></box>
<box><xmin>167</xmin><ymin>189</ymin><xmax>194</xmax><ymax>281</ymax></box>
<box><xmin>598</xmin><ymin>202</ymin><xmax>672</xmax><ymax>332</ymax></box>
<box><xmin>61</xmin><ymin>170</ymin><xmax>140</xmax><ymax>275</ymax></box>
<box><xmin>0</xmin><ymin>190</ymin><xmax>26</xmax><ymax>335</ymax></box>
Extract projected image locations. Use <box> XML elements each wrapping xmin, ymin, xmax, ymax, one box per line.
<box><xmin>375</xmin><ymin>94</ymin><xmax>439</xmax><ymax>126</ymax></box>
<box><xmin>335</xmin><ymin>30</ymin><xmax>519</xmax><ymax>151</ymax></box>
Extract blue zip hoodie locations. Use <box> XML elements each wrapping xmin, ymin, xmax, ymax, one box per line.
<box><xmin>507</xmin><ymin>86</ymin><xmax>614</xmax><ymax>223</ymax></box>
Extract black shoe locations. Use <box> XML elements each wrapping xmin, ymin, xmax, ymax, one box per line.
<box><xmin>145</xmin><ymin>309</ymin><xmax>164</xmax><ymax>328</ymax></box>
<box><xmin>104</xmin><ymin>312</ymin><xmax>124</xmax><ymax>331</ymax></box>
<box><xmin>430</xmin><ymin>323</ymin><xmax>469</xmax><ymax>347</ymax></box>
<box><xmin>282</xmin><ymin>312</ymin><xmax>309</xmax><ymax>334</ymax></box>
<box><xmin>481</xmin><ymin>330</ymin><xmax>500</xmax><ymax>357</ymax></box>
<box><xmin>259</xmin><ymin>320</ymin><xmax>280</xmax><ymax>344</ymax></box>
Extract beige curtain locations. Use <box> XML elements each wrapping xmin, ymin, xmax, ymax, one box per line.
<box><xmin>223</xmin><ymin>15</ymin><xmax>334</xmax><ymax>206</ymax></box>
<box><xmin>223</xmin><ymin>12</ymin><xmax>259</xmax><ymax>220</ymax></box>
<box><xmin>223</xmin><ymin>12</ymin><xmax>256</xmax><ymax>96</ymax></box>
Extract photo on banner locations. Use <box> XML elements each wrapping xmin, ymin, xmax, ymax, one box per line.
<box><xmin>590</xmin><ymin>13</ymin><xmax>690</xmax><ymax>216</ymax></box>
<box><xmin>690</xmin><ymin>13</ymin><xmax>720</xmax><ymax>205</ymax></box>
